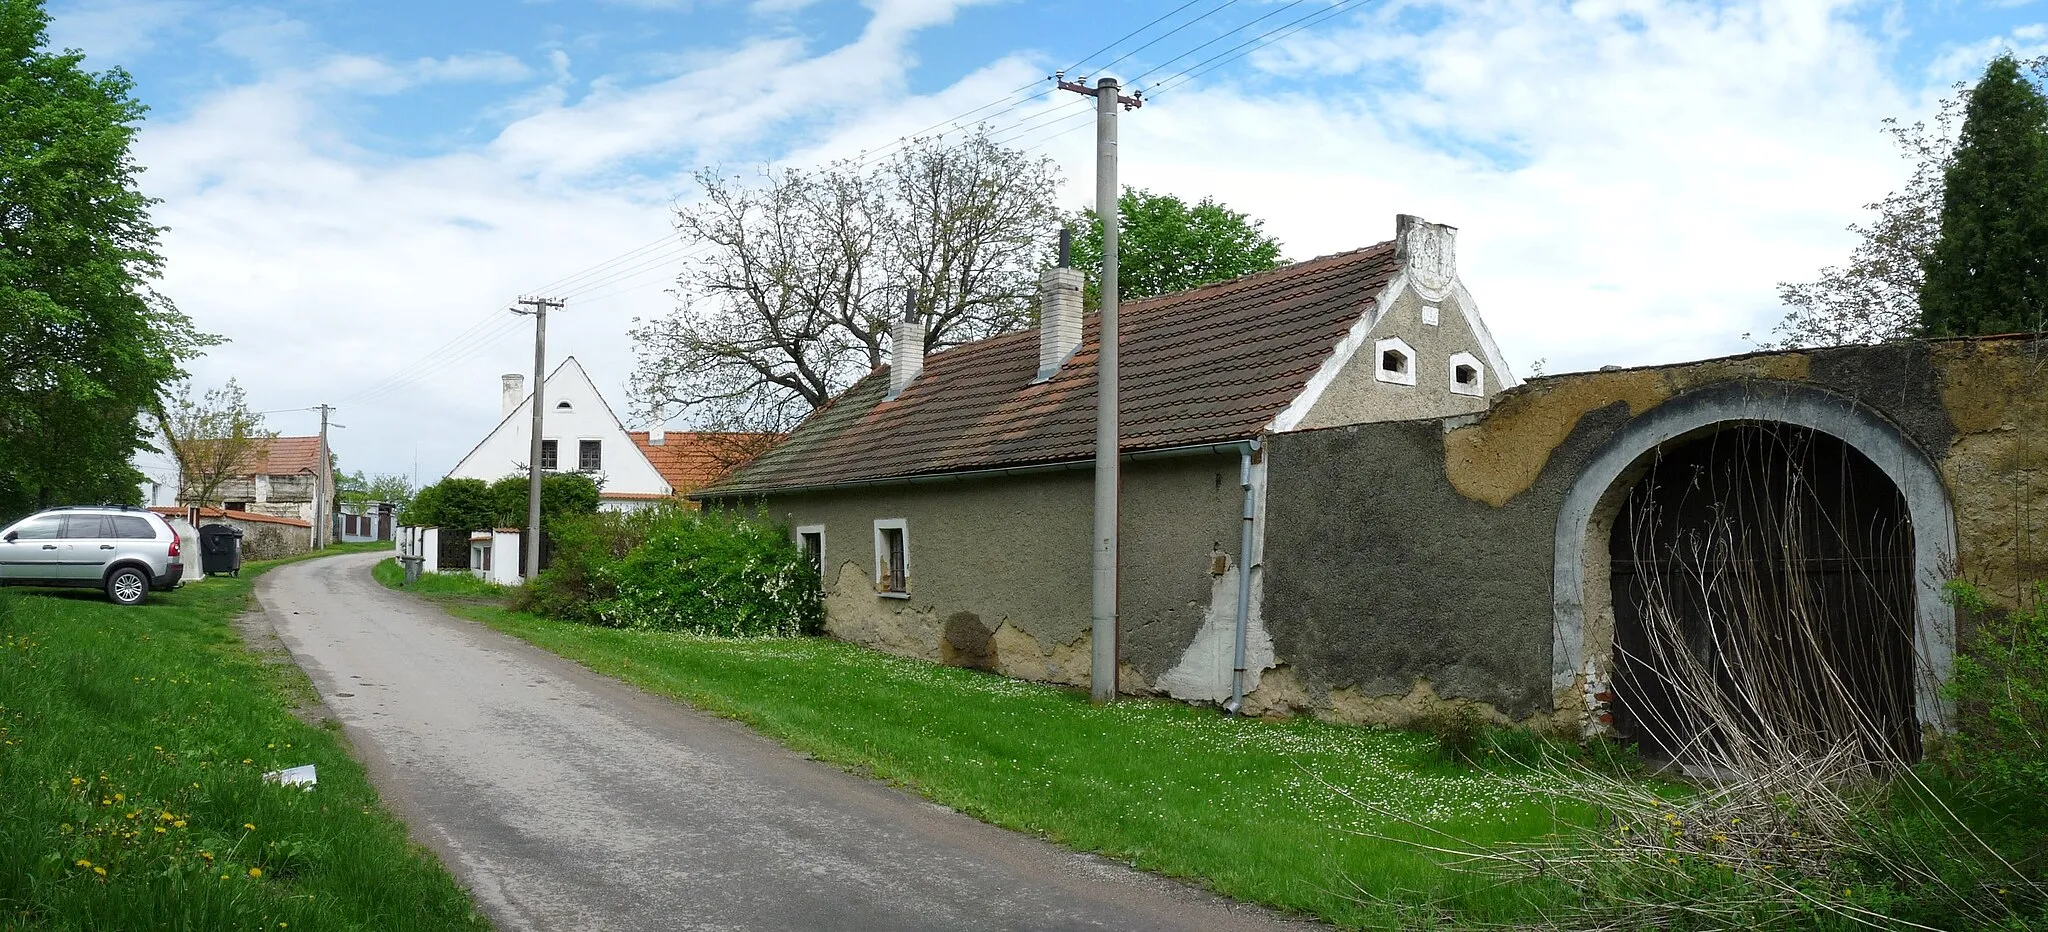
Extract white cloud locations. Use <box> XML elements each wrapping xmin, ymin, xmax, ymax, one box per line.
<box><xmin>97</xmin><ymin>0</ymin><xmax>2013</xmax><ymax>480</ymax></box>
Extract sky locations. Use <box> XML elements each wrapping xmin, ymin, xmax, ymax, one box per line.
<box><xmin>43</xmin><ymin>0</ymin><xmax>2048</xmax><ymax>483</ymax></box>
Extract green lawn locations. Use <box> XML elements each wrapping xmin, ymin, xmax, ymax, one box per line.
<box><xmin>373</xmin><ymin>558</ymin><xmax>1577</xmax><ymax>928</ymax></box>
<box><xmin>0</xmin><ymin>548</ymin><xmax>487</xmax><ymax>931</ymax></box>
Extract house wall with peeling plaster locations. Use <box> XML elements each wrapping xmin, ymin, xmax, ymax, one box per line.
<box><xmin>745</xmin><ymin>452</ymin><xmax>1254</xmax><ymax>695</ymax></box>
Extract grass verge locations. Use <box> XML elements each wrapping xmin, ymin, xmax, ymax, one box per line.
<box><xmin>373</xmin><ymin>558</ymin><xmax>1577</xmax><ymax>928</ymax></box>
<box><xmin>0</xmin><ymin>546</ymin><xmax>487</xmax><ymax>931</ymax></box>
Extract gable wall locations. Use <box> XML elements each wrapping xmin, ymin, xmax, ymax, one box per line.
<box><xmin>448</xmin><ymin>362</ymin><xmax>668</xmax><ymax>497</ymax></box>
<box><xmin>1294</xmin><ymin>284</ymin><xmax>1495</xmax><ymax>429</ymax></box>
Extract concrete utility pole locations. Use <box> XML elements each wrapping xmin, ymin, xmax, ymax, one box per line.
<box><xmin>1058</xmin><ymin>72</ymin><xmax>1141</xmax><ymax>703</ymax></box>
<box><xmin>313</xmin><ymin>404</ymin><xmax>336</xmax><ymax>550</ymax></box>
<box><xmin>513</xmin><ymin>296</ymin><xmax>564</xmax><ymax>578</ymax></box>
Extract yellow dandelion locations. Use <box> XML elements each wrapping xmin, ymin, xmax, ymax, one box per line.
<box><xmin>243</xmin><ymin>823</ymin><xmax>255</xmax><ymax>831</ymax></box>
<box><xmin>75</xmin><ymin>859</ymin><xmax>91</xmax><ymax>868</ymax></box>
<box><xmin>220</xmin><ymin>874</ymin><xmax>230</xmax><ymax>881</ymax></box>
<box><xmin>153</xmin><ymin>826</ymin><xmax>167</xmax><ymax>834</ymax></box>
<box><xmin>1845</xmin><ymin>888</ymin><xmax>1853</xmax><ymax>897</ymax></box>
<box><xmin>113</xmin><ymin>793</ymin><xmax>123</xmax><ymax>802</ymax></box>
<box><xmin>69</xmin><ymin>776</ymin><xmax>83</xmax><ymax>786</ymax></box>
<box><xmin>248</xmin><ymin>867</ymin><xmax>262</xmax><ymax>879</ymax></box>
<box><xmin>159</xmin><ymin>812</ymin><xmax>174</xmax><ymax>822</ymax></box>
<box><xmin>241</xmin><ymin>759</ymin><xmax>252</xmax><ymax>765</ymax></box>
<box><xmin>92</xmin><ymin>867</ymin><xmax>106</xmax><ymax>877</ymax></box>
<box><xmin>174</xmin><ymin>820</ymin><xmax>187</xmax><ymax>828</ymax></box>
<box><xmin>200</xmin><ymin>851</ymin><xmax>214</xmax><ymax>861</ymax></box>
<box><xmin>59</xmin><ymin>823</ymin><xmax>72</xmax><ymax>834</ymax></box>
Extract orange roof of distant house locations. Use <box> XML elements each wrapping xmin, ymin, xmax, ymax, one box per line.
<box><xmin>148</xmin><ymin>506</ymin><xmax>312</xmax><ymax>529</ymax></box>
<box><xmin>248</xmin><ymin>437</ymin><xmax>323</xmax><ymax>475</ymax></box>
<box><xmin>627</xmin><ymin>431</ymin><xmax>781</xmax><ymax>496</ymax></box>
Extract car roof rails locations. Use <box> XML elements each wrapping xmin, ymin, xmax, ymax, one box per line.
<box><xmin>47</xmin><ymin>504</ymin><xmax>144</xmax><ymax>512</ymax></box>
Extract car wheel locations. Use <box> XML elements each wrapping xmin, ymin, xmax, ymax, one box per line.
<box><xmin>106</xmin><ymin>567</ymin><xmax>150</xmax><ymax>606</ymax></box>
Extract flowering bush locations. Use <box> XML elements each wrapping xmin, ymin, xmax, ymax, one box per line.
<box><xmin>581</xmin><ymin>509</ymin><xmax>821</xmax><ymax>637</ymax></box>
<box><xmin>517</xmin><ymin>505</ymin><xmax>677</xmax><ymax>622</ymax></box>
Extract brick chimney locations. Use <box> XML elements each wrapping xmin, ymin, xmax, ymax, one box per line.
<box><xmin>886</xmin><ymin>289</ymin><xmax>924</xmax><ymax>401</ymax></box>
<box><xmin>1035</xmin><ymin>228</ymin><xmax>1084</xmax><ymax>382</ymax></box>
<box><xmin>501</xmin><ymin>374</ymin><xmax>525</xmax><ymax>417</ymax></box>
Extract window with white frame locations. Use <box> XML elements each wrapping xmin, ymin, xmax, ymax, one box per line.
<box><xmin>1448</xmin><ymin>351</ymin><xmax>1486</xmax><ymax>396</ymax></box>
<box><xmin>873</xmin><ymin>518</ymin><xmax>908</xmax><ymax>596</ymax></box>
<box><xmin>796</xmin><ymin>525</ymin><xmax>825</xmax><ymax>576</ymax></box>
<box><xmin>1374</xmin><ymin>337</ymin><xmax>1417</xmax><ymax>386</ymax></box>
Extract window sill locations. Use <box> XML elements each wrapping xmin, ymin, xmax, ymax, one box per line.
<box><xmin>877</xmin><ymin>590</ymin><xmax>910</xmax><ymax>600</ymax></box>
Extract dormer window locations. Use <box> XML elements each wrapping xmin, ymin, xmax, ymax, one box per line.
<box><xmin>1449</xmin><ymin>351</ymin><xmax>1486</xmax><ymax>397</ymax></box>
<box><xmin>1373</xmin><ymin>337</ymin><xmax>1417</xmax><ymax>386</ymax></box>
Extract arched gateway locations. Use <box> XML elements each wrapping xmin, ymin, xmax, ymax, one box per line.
<box><xmin>1551</xmin><ymin>382</ymin><xmax>1958</xmax><ymax>747</ymax></box>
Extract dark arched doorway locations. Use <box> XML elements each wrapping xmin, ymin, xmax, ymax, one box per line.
<box><xmin>1608</xmin><ymin>423</ymin><xmax>1920</xmax><ymax>764</ymax></box>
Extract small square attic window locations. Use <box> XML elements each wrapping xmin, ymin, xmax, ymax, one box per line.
<box><xmin>1448</xmin><ymin>351</ymin><xmax>1486</xmax><ymax>397</ymax></box>
<box><xmin>1373</xmin><ymin>337</ymin><xmax>1417</xmax><ymax>386</ymax></box>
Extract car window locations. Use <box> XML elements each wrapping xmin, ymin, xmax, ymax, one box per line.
<box><xmin>61</xmin><ymin>515</ymin><xmax>113</xmax><ymax>539</ymax></box>
<box><xmin>10</xmin><ymin>517</ymin><xmax>61</xmax><ymax>540</ymax></box>
<box><xmin>112</xmin><ymin>516</ymin><xmax>157</xmax><ymax>539</ymax></box>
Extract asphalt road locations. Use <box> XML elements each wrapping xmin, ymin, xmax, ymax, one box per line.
<box><xmin>257</xmin><ymin>552</ymin><xmax>1317</xmax><ymax>932</ymax></box>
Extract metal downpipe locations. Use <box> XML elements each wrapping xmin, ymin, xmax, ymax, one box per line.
<box><xmin>1227</xmin><ymin>438</ymin><xmax>1259</xmax><ymax>715</ymax></box>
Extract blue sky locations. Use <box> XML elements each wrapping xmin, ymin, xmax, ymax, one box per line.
<box><xmin>44</xmin><ymin>0</ymin><xmax>2048</xmax><ymax>480</ymax></box>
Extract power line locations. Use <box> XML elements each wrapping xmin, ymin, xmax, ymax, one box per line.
<box><xmin>1127</xmin><ymin>0</ymin><xmax>1313</xmax><ymax>88</ymax></box>
<box><xmin>1148</xmin><ymin>0</ymin><xmax>1367</xmax><ymax>95</ymax></box>
<box><xmin>1094</xmin><ymin>0</ymin><xmax>1248</xmax><ymax>79</ymax></box>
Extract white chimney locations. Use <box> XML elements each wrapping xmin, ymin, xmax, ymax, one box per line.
<box><xmin>886</xmin><ymin>290</ymin><xmax>924</xmax><ymax>401</ymax></box>
<box><xmin>501</xmin><ymin>374</ymin><xmax>525</xmax><ymax>417</ymax></box>
<box><xmin>1035</xmin><ymin>260</ymin><xmax>1084</xmax><ymax>383</ymax></box>
<box><xmin>649</xmin><ymin>406</ymin><xmax>666</xmax><ymax>446</ymax></box>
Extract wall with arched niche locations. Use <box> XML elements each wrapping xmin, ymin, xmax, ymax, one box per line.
<box><xmin>1255</xmin><ymin>338</ymin><xmax>2043</xmax><ymax>734</ymax></box>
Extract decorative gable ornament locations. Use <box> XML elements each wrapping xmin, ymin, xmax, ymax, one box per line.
<box><xmin>1396</xmin><ymin>214</ymin><xmax>1457</xmax><ymax>303</ymax></box>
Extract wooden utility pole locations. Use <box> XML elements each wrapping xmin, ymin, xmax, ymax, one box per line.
<box><xmin>513</xmin><ymin>296</ymin><xmax>564</xmax><ymax>578</ymax></box>
<box><xmin>1058</xmin><ymin>72</ymin><xmax>1141</xmax><ymax>703</ymax></box>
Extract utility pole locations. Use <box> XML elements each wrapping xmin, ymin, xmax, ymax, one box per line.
<box><xmin>513</xmin><ymin>296</ymin><xmax>564</xmax><ymax>578</ymax></box>
<box><xmin>1058</xmin><ymin>71</ymin><xmax>1141</xmax><ymax>703</ymax></box>
<box><xmin>313</xmin><ymin>404</ymin><xmax>335</xmax><ymax>550</ymax></box>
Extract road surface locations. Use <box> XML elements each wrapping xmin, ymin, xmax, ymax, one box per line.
<box><xmin>256</xmin><ymin>552</ymin><xmax>1317</xmax><ymax>932</ymax></box>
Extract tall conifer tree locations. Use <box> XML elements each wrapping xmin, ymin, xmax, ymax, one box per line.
<box><xmin>1920</xmin><ymin>55</ymin><xmax>2048</xmax><ymax>336</ymax></box>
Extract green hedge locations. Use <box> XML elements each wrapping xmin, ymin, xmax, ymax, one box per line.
<box><xmin>522</xmin><ymin>506</ymin><xmax>821</xmax><ymax>638</ymax></box>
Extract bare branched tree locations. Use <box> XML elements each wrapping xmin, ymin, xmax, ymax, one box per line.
<box><xmin>164</xmin><ymin>379</ymin><xmax>276</xmax><ymax>510</ymax></box>
<box><xmin>630</xmin><ymin>129</ymin><xmax>1061</xmax><ymax>433</ymax></box>
<box><xmin>1768</xmin><ymin>57</ymin><xmax>2048</xmax><ymax>348</ymax></box>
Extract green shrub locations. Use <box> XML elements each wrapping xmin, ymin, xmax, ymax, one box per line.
<box><xmin>594</xmin><ymin>510</ymin><xmax>821</xmax><ymax>637</ymax></box>
<box><xmin>1942</xmin><ymin>580</ymin><xmax>2048</xmax><ymax>803</ymax></box>
<box><xmin>517</xmin><ymin>505</ymin><xmax>678</xmax><ymax>622</ymax></box>
<box><xmin>1424</xmin><ymin>703</ymin><xmax>1486</xmax><ymax>764</ymax></box>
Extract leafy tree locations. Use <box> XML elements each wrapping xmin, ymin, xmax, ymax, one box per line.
<box><xmin>401</xmin><ymin>478</ymin><xmax>496</xmax><ymax>533</ymax></box>
<box><xmin>1920</xmin><ymin>54</ymin><xmax>2048</xmax><ymax>337</ymax></box>
<box><xmin>338</xmin><ymin>471</ymin><xmax>416</xmax><ymax>506</ymax></box>
<box><xmin>1769</xmin><ymin>56</ymin><xmax>2048</xmax><ymax>347</ymax></box>
<box><xmin>1067</xmin><ymin>187</ymin><xmax>1284</xmax><ymax>306</ymax></box>
<box><xmin>164</xmin><ymin>379</ymin><xmax>276</xmax><ymax>511</ymax></box>
<box><xmin>485</xmin><ymin>473</ymin><xmax>601</xmax><ymax>528</ymax></box>
<box><xmin>629</xmin><ymin>128</ymin><xmax>1061</xmax><ymax>433</ymax></box>
<box><xmin>0</xmin><ymin>0</ymin><xmax>213</xmax><ymax>517</ymax></box>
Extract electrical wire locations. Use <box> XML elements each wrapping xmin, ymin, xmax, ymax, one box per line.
<box><xmin>1147</xmin><ymin>0</ymin><xmax>1365</xmax><ymax>96</ymax></box>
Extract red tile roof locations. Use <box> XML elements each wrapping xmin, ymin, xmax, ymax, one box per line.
<box><xmin>627</xmin><ymin>431</ymin><xmax>781</xmax><ymax>496</ymax></box>
<box><xmin>148</xmin><ymin>506</ymin><xmax>312</xmax><ymax>529</ymax></box>
<box><xmin>700</xmin><ymin>242</ymin><xmax>1400</xmax><ymax>496</ymax></box>
<box><xmin>249</xmin><ymin>436</ymin><xmax>323</xmax><ymax>476</ymax></box>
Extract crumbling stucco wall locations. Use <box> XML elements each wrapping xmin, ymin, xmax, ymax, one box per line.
<box><xmin>1255</xmin><ymin>337</ymin><xmax>2048</xmax><ymax>732</ymax></box>
<box><xmin>737</xmin><ymin>452</ymin><xmax>1248</xmax><ymax>694</ymax></box>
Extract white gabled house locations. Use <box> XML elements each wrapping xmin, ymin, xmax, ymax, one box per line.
<box><xmin>446</xmin><ymin>357</ymin><xmax>675</xmax><ymax>509</ymax></box>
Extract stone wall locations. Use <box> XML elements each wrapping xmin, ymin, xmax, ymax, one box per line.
<box><xmin>1254</xmin><ymin>337</ymin><xmax>2048</xmax><ymax>732</ymax></box>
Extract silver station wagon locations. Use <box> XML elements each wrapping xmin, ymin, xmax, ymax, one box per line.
<box><xmin>0</xmin><ymin>506</ymin><xmax>187</xmax><ymax>605</ymax></box>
